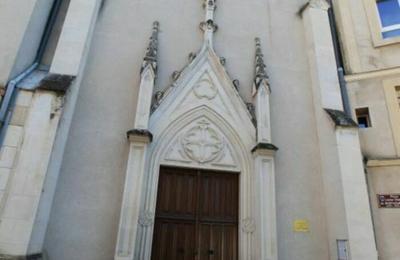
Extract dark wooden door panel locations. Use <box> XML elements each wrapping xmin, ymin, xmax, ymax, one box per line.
<box><xmin>151</xmin><ymin>220</ymin><xmax>196</xmax><ymax>260</ymax></box>
<box><xmin>199</xmin><ymin>172</ymin><xmax>239</xmax><ymax>223</ymax></box>
<box><xmin>152</xmin><ymin>167</ymin><xmax>238</xmax><ymax>260</ymax></box>
<box><xmin>198</xmin><ymin>224</ymin><xmax>238</xmax><ymax>260</ymax></box>
<box><xmin>156</xmin><ymin>167</ymin><xmax>198</xmax><ymax>219</ymax></box>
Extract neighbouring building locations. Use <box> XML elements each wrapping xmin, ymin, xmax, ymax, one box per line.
<box><xmin>0</xmin><ymin>0</ymin><xmax>396</xmax><ymax>259</ymax></box>
<box><xmin>332</xmin><ymin>0</ymin><xmax>400</xmax><ymax>259</ymax></box>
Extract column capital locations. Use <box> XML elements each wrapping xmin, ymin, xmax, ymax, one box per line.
<box><xmin>127</xmin><ymin>129</ymin><xmax>153</xmax><ymax>143</ymax></box>
<box><xmin>251</xmin><ymin>142</ymin><xmax>278</xmax><ymax>156</ymax></box>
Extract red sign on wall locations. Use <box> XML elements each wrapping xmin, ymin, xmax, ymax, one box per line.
<box><xmin>378</xmin><ymin>194</ymin><xmax>400</xmax><ymax>208</ymax></box>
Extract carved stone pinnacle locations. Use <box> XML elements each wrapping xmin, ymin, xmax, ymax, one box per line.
<box><xmin>254</xmin><ymin>37</ymin><xmax>269</xmax><ymax>89</ymax></box>
<box><xmin>141</xmin><ymin>21</ymin><xmax>160</xmax><ymax>74</ymax></box>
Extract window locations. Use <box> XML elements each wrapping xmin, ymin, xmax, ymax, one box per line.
<box><xmin>396</xmin><ymin>86</ymin><xmax>400</xmax><ymax>108</ymax></box>
<box><xmin>355</xmin><ymin>107</ymin><xmax>372</xmax><ymax>128</ymax></box>
<box><xmin>377</xmin><ymin>0</ymin><xmax>400</xmax><ymax>39</ymax></box>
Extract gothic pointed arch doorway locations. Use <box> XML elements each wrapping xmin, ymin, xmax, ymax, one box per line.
<box><xmin>134</xmin><ymin>107</ymin><xmax>255</xmax><ymax>260</ymax></box>
<box><xmin>114</xmin><ymin>1</ymin><xmax>278</xmax><ymax>260</ymax></box>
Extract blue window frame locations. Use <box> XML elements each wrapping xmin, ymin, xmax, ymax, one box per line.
<box><xmin>377</xmin><ymin>0</ymin><xmax>400</xmax><ymax>39</ymax></box>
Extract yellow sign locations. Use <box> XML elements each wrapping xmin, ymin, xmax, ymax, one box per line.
<box><xmin>293</xmin><ymin>219</ymin><xmax>310</xmax><ymax>232</ymax></box>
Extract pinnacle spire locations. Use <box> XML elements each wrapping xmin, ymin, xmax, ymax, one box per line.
<box><xmin>200</xmin><ymin>0</ymin><xmax>218</xmax><ymax>48</ymax></box>
<box><xmin>254</xmin><ymin>37</ymin><xmax>269</xmax><ymax>89</ymax></box>
<box><xmin>141</xmin><ymin>21</ymin><xmax>160</xmax><ymax>74</ymax></box>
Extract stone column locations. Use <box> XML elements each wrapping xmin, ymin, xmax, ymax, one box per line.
<box><xmin>301</xmin><ymin>1</ymin><xmax>378</xmax><ymax>259</ymax></box>
<box><xmin>252</xmin><ymin>146</ymin><xmax>278</xmax><ymax>260</ymax></box>
<box><xmin>0</xmin><ymin>90</ymin><xmax>63</xmax><ymax>257</ymax></box>
<box><xmin>251</xmin><ymin>38</ymin><xmax>278</xmax><ymax>260</ymax></box>
<box><xmin>50</xmin><ymin>0</ymin><xmax>102</xmax><ymax>78</ymax></box>
<box><xmin>335</xmin><ymin>123</ymin><xmax>378</xmax><ymax>260</ymax></box>
<box><xmin>302</xmin><ymin>0</ymin><xmax>343</xmax><ymax>110</ymax></box>
<box><xmin>27</xmin><ymin>0</ymin><xmax>103</xmax><ymax>255</ymax></box>
<box><xmin>115</xmin><ymin>131</ymin><xmax>152</xmax><ymax>260</ymax></box>
<box><xmin>115</xmin><ymin>22</ymin><xmax>159</xmax><ymax>260</ymax></box>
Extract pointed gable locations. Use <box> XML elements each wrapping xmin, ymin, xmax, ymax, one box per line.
<box><xmin>151</xmin><ymin>47</ymin><xmax>255</xmax><ymax>135</ymax></box>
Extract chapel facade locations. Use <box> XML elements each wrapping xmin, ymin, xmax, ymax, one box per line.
<box><xmin>0</xmin><ymin>0</ymin><xmax>398</xmax><ymax>259</ymax></box>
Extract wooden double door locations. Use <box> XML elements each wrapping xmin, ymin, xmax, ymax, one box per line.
<box><xmin>151</xmin><ymin>167</ymin><xmax>239</xmax><ymax>260</ymax></box>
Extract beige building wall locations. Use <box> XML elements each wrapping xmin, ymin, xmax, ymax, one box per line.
<box><xmin>0</xmin><ymin>0</ymin><xmax>381</xmax><ymax>259</ymax></box>
<box><xmin>334</xmin><ymin>1</ymin><xmax>400</xmax><ymax>259</ymax></box>
<box><xmin>43</xmin><ymin>0</ymin><xmax>339</xmax><ymax>259</ymax></box>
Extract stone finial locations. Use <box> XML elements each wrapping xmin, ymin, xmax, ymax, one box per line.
<box><xmin>254</xmin><ymin>38</ymin><xmax>269</xmax><ymax>89</ymax></box>
<box><xmin>141</xmin><ymin>21</ymin><xmax>160</xmax><ymax>74</ymax></box>
<box><xmin>203</xmin><ymin>0</ymin><xmax>217</xmax><ymax>19</ymax></box>
<box><xmin>200</xmin><ymin>0</ymin><xmax>218</xmax><ymax>47</ymax></box>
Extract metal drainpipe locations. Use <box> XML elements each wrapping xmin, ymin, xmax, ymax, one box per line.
<box><xmin>327</xmin><ymin>5</ymin><xmax>352</xmax><ymax>117</ymax></box>
<box><xmin>0</xmin><ymin>0</ymin><xmax>63</xmax><ymax>144</ymax></box>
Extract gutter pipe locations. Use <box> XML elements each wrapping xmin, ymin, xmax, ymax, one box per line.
<box><xmin>327</xmin><ymin>4</ymin><xmax>352</xmax><ymax>117</ymax></box>
<box><xmin>0</xmin><ymin>0</ymin><xmax>63</xmax><ymax>144</ymax></box>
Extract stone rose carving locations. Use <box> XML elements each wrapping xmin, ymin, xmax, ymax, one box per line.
<box><xmin>182</xmin><ymin>120</ymin><xmax>224</xmax><ymax>163</ymax></box>
<box><xmin>193</xmin><ymin>78</ymin><xmax>218</xmax><ymax>100</ymax></box>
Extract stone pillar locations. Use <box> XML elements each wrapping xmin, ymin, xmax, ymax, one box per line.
<box><xmin>115</xmin><ymin>131</ymin><xmax>152</xmax><ymax>260</ymax></box>
<box><xmin>252</xmin><ymin>146</ymin><xmax>278</xmax><ymax>260</ymax></box>
<box><xmin>251</xmin><ymin>38</ymin><xmax>278</xmax><ymax>260</ymax></box>
<box><xmin>302</xmin><ymin>0</ymin><xmax>343</xmax><ymax>110</ymax></box>
<box><xmin>27</xmin><ymin>0</ymin><xmax>103</xmax><ymax>254</ymax></box>
<box><xmin>335</xmin><ymin>124</ymin><xmax>378</xmax><ymax>260</ymax></box>
<box><xmin>0</xmin><ymin>90</ymin><xmax>63</xmax><ymax>257</ymax></box>
<box><xmin>50</xmin><ymin>0</ymin><xmax>102</xmax><ymax>78</ymax></box>
<box><xmin>301</xmin><ymin>1</ymin><xmax>378</xmax><ymax>259</ymax></box>
<box><xmin>115</xmin><ymin>22</ymin><xmax>159</xmax><ymax>260</ymax></box>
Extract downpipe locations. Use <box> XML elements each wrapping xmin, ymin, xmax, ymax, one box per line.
<box><xmin>0</xmin><ymin>0</ymin><xmax>63</xmax><ymax>145</ymax></box>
